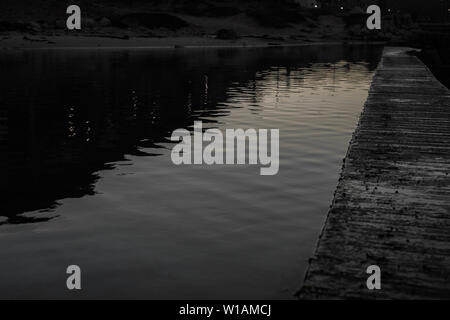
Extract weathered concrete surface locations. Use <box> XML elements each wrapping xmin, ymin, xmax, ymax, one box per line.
<box><xmin>299</xmin><ymin>47</ymin><xmax>450</xmax><ymax>299</ymax></box>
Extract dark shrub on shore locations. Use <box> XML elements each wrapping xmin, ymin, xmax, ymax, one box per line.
<box><xmin>342</xmin><ymin>13</ymin><xmax>368</xmax><ymax>27</ymax></box>
<box><xmin>0</xmin><ymin>20</ymin><xmax>34</xmax><ymax>32</ymax></box>
<box><xmin>216</xmin><ymin>29</ymin><xmax>239</xmax><ymax>40</ymax></box>
<box><xmin>246</xmin><ymin>5</ymin><xmax>305</xmax><ymax>29</ymax></box>
<box><xmin>110</xmin><ymin>13</ymin><xmax>189</xmax><ymax>30</ymax></box>
<box><xmin>174</xmin><ymin>3</ymin><xmax>240</xmax><ymax>17</ymax></box>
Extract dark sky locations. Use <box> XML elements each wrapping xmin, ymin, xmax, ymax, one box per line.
<box><xmin>342</xmin><ymin>0</ymin><xmax>449</xmax><ymax>20</ymax></box>
<box><xmin>384</xmin><ymin>0</ymin><xmax>449</xmax><ymax>19</ymax></box>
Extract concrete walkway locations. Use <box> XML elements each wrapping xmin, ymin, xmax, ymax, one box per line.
<box><xmin>300</xmin><ymin>47</ymin><xmax>450</xmax><ymax>299</ymax></box>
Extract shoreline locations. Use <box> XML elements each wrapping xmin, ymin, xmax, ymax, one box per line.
<box><xmin>0</xmin><ymin>34</ymin><xmax>387</xmax><ymax>50</ymax></box>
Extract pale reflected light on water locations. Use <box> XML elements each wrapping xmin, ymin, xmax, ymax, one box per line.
<box><xmin>0</xmin><ymin>45</ymin><xmax>382</xmax><ymax>299</ymax></box>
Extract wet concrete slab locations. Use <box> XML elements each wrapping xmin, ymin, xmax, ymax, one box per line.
<box><xmin>299</xmin><ymin>47</ymin><xmax>450</xmax><ymax>299</ymax></box>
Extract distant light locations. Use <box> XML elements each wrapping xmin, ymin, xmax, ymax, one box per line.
<box><xmin>388</xmin><ymin>9</ymin><xmax>391</xmax><ymax>12</ymax></box>
<box><xmin>314</xmin><ymin>4</ymin><xmax>318</xmax><ymax>8</ymax></box>
<box><xmin>340</xmin><ymin>6</ymin><xmax>344</xmax><ymax>10</ymax></box>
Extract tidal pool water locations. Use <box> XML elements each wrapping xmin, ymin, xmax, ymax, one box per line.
<box><xmin>0</xmin><ymin>45</ymin><xmax>382</xmax><ymax>299</ymax></box>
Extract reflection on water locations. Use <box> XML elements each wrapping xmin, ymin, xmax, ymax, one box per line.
<box><xmin>0</xmin><ymin>45</ymin><xmax>382</xmax><ymax>299</ymax></box>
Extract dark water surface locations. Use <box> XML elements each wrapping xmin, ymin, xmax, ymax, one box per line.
<box><xmin>0</xmin><ymin>45</ymin><xmax>382</xmax><ymax>299</ymax></box>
